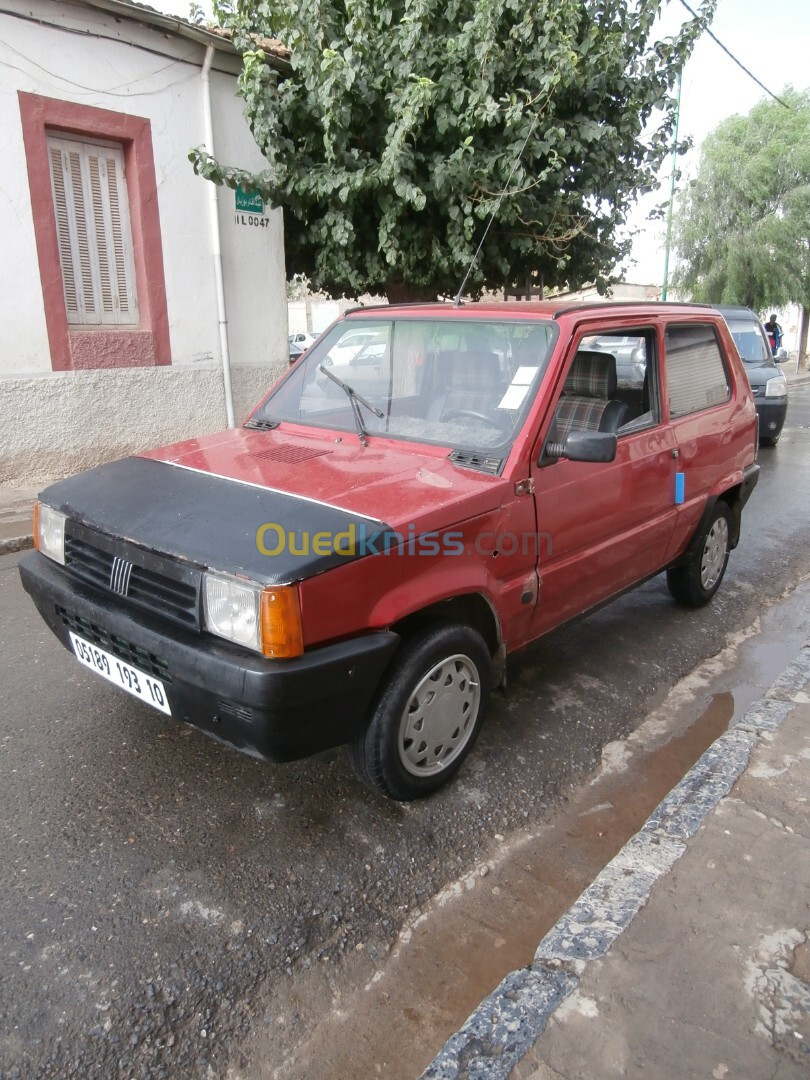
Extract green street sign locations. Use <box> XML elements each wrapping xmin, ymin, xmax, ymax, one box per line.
<box><xmin>235</xmin><ymin>187</ymin><xmax>265</xmax><ymax>214</ymax></box>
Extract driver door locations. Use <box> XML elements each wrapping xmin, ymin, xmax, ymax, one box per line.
<box><xmin>528</xmin><ymin>323</ymin><xmax>679</xmax><ymax>638</ymax></box>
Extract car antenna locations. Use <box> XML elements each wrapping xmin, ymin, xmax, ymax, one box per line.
<box><xmin>453</xmin><ymin>114</ymin><xmax>540</xmax><ymax>307</ymax></box>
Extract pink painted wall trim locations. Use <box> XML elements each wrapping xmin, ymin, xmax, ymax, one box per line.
<box><xmin>18</xmin><ymin>92</ymin><xmax>171</xmax><ymax>371</ymax></box>
<box><xmin>69</xmin><ymin>330</ymin><xmax>157</xmax><ymax>370</ymax></box>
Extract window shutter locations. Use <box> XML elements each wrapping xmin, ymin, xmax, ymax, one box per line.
<box><xmin>105</xmin><ymin>154</ymin><xmax>135</xmax><ymax>319</ymax></box>
<box><xmin>46</xmin><ymin>136</ymin><xmax>138</xmax><ymax>326</ymax></box>
<box><xmin>48</xmin><ymin>145</ymin><xmax>81</xmax><ymax>319</ymax></box>
<box><xmin>87</xmin><ymin>152</ymin><xmax>113</xmax><ymax>317</ymax></box>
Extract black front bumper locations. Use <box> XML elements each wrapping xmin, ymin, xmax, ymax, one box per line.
<box><xmin>754</xmin><ymin>397</ymin><xmax>788</xmax><ymax>439</ymax></box>
<box><xmin>19</xmin><ymin>552</ymin><xmax>400</xmax><ymax>762</ymax></box>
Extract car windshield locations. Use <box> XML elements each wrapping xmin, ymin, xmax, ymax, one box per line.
<box><xmin>726</xmin><ymin>318</ymin><xmax>771</xmax><ymax>364</ymax></box>
<box><xmin>257</xmin><ymin>317</ymin><xmax>557</xmax><ymax>451</ymax></box>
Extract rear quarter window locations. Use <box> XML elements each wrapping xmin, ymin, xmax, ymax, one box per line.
<box><xmin>665</xmin><ymin>323</ymin><xmax>731</xmax><ymax>419</ymax></box>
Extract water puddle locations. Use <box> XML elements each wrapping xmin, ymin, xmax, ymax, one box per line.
<box><xmin>269</xmin><ymin>584</ymin><xmax>810</xmax><ymax>1080</ymax></box>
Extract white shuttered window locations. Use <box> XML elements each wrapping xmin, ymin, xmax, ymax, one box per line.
<box><xmin>47</xmin><ymin>136</ymin><xmax>139</xmax><ymax>325</ymax></box>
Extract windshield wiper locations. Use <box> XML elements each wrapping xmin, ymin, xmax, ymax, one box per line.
<box><xmin>318</xmin><ymin>365</ymin><xmax>384</xmax><ymax>446</ymax></box>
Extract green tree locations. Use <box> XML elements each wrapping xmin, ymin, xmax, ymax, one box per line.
<box><xmin>193</xmin><ymin>0</ymin><xmax>715</xmax><ymax>302</ymax></box>
<box><xmin>673</xmin><ymin>88</ymin><xmax>810</xmax><ymax>362</ymax></box>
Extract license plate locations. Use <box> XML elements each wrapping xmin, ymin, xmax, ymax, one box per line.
<box><xmin>69</xmin><ymin>632</ymin><xmax>171</xmax><ymax>716</ymax></box>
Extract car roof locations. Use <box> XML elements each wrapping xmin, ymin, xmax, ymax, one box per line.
<box><xmin>343</xmin><ymin>300</ymin><xmax>720</xmax><ymax>321</ymax></box>
<box><xmin>712</xmin><ymin>305</ymin><xmax>760</xmax><ymax>320</ymax></box>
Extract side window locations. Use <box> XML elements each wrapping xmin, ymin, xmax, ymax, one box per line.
<box><xmin>665</xmin><ymin>324</ymin><xmax>730</xmax><ymax>419</ymax></box>
<box><xmin>573</xmin><ymin>328</ymin><xmax>659</xmax><ymax>435</ymax></box>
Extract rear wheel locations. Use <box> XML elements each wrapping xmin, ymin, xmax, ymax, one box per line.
<box><xmin>760</xmin><ymin>432</ymin><xmax>781</xmax><ymax>447</ymax></box>
<box><xmin>667</xmin><ymin>501</ymin><xmax>731</xmax><ymax>608</ymax></box>
<box><xmin>350</xmin><ymin>624</ymin><xmax>491</xmax><ymax>800</ymax></box>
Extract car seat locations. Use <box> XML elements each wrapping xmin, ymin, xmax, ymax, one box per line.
<box><xmin>552</xmin><ymin>351</ymin><xmax>629</xmax><ymax>439</ymax></box>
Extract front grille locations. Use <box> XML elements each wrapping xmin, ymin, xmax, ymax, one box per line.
<box><xmin>64</xmin><ymin>535</ymin><xmax>114</xmax><ymax>589</ymax></box>
<box><xmin>64</xmin><ymin>533</ymin><xmax>200</xmax><ymax>630</ymax></box>
<box><xmin>58</xmin><ymin>607</ymin><xmax>172</xmax><ymax>682</ymax></box>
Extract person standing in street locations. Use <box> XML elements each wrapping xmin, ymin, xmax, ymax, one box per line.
<box><xmin>764</xmin><ymin>313</ymin><xmax>784</xmax><ymax>354</ymax></box>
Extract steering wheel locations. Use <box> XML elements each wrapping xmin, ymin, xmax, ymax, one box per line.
<box><xmin>443</xmin><ymin>408</ymin><xmax>510</xmax><ymax>433</ymax></box>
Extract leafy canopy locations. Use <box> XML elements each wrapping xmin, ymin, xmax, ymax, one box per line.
<box><xmin>193</xmin><ymin>0</ymin><xmax>715</xmax><ymax>300</ymax></box>
<box><xmin>673</xmin><ymin>87</ymin><xmax>810</xmax><ymax>309</ymax></box>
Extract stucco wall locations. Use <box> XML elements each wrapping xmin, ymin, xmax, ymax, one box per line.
<box><xmin>0</xmin><ymin>361</ymin><xmax>286</xmax><ymax>486</ymax></box>
<box><xmin>0</xmin><ymin>1</ymin><xmax>288</xmax><ymax>483</ymax></box>
<box><xmin>1</xmin><ymin>1</ymin><xmax>286</xmax><ymax>377</ymax></box>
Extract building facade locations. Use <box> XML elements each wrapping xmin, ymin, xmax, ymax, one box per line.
<box><xmin>1</xmin><ymin>0</ymin><xmax>289</xmax><ymax>484</ymax></box>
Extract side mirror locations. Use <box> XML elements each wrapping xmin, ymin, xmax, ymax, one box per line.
<box><xmin>544</xmin><ymin>430</ymin><xmax>617</xmax><ymax>463</ymax></box>
<box><xmin>775</xmin><ymin>347</ymin><xmax>788</xmax><ymax>360</ymax></box>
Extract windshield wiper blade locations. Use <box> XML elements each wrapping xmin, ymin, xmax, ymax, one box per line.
<box><xmin>318</xmin><ymin>365</ymin><xmax>384</xmax><ymax>446</ymax></box>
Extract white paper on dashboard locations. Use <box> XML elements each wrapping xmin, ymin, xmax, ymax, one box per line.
<box><xmin>497</xmin><ymin>384</ymin><xmax>530</xmax><ymax>410</ymax></box>
<box><xmin>512</xmin><ymin>366</ymin><xmax>537</xmax><ymax>385</ymax></box>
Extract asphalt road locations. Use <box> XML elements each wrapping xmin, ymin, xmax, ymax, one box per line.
<box><xmin>2</xmin><ymin>384</ymin><xmax>810</xmax><ymax>1079</ymax></box>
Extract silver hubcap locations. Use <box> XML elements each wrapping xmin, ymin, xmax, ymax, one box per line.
<box><xmin>398</xmin><ymin>654</ymin><xmax>481</xmax><ymax>777</ymax></box>
<box><xmin>701</xmin><ymin>516</ymin><xmax>729</xmax><ymax>590</ymax></box>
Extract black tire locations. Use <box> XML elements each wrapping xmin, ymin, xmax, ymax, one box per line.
<box><xmin>759</xmin><ymin>432</ymin><xmax>781</xmax><ymax>447</ymax></box>
<box><xmin>349</xmin><ymin>623</ymin><xmax>491</xmax><ymax>800</ymax></box>
<box><xmin>667</xmin><ymin>501</ymin><xmax>731</xmax><ymax>608</ymax></box>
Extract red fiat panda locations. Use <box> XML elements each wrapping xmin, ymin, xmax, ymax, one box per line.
<box><xmin>20</xmin><ymin>302</ymin><xmax>758</xmax><ymax>799</ymax></box>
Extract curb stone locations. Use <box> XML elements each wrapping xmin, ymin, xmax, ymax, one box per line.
<box><xmin>421</xmin><ymin>640</ymin><xmax>810</xmax><ymax>1080</ymax></box>
<box><xmin>0</xmin><ymin>535</ymin><xmax>34</xmax><ymax>556</ymax></box>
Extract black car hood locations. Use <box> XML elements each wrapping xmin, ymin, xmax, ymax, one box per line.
<box><xmin>742</xmin><ymin>362</ymin><xmax>779</xmax><ymax>388</ymax></box>
<box><xmin>40</xmin><ymin>456</ymin><xmax>397</xmax><ymax>585</ymax></box>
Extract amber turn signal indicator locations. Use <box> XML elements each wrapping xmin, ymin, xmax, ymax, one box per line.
<box><xmin>260</xmin><ymin>585</ymin><xmax>304</xmax><ymax>659</ymax></box>
<box><xmin>32</xmin><ymin>502</ymin><xmax>40</xmax><ymax>550</ymax></box>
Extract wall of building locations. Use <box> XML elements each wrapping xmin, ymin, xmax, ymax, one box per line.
<box><xmin>0</xmin><ymin>1</ymin><xmax>287</xmax><ymax>483</ymax></box>
<box><xmin>0</xmin><ymin>363</ymin><xmax>283</xmax><ymax>485</ymax></box>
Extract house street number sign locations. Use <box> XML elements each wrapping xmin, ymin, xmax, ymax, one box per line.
<box><xmin>235</xmin><ymin>187</ymin><xmax>269</xmax><ymax>229</ymax></box>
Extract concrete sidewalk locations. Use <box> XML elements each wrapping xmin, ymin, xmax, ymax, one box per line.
<box><xmin>0</xmin><ymin>485</ymin><xmax>36</xmax><ymax>554</ymax></box>
<box><xmin>780</xmin><ymin>362</ymin><xmax>810</xmax><ymax>384</ymax></box>
<box><xmin>424</xmin><ymin>645</ymin><xmax>810</xmax><ymax>1080</ymax></box>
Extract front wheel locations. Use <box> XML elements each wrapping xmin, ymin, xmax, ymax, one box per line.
<box><xmin>349</xmin><ymin>624</ymin><xmax>491</xmax><ymax>800</ymax></box>
<box><xmin>667</xmin><ymin>501</ymin><xmax>731</xmax><ymax>608</ymax></box>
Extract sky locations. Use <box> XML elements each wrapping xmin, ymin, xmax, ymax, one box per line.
<box><xmin>157</xmin><ymin>0</ymin><xmax>809</xmax><ymax>288</ymax></box>
<box><xmin>620</xmin><ymin>0</ymin><xmax>810</xmax><ymax>286</ymax></box>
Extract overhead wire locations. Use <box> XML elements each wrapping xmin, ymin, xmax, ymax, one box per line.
<box><xmin>677</xmin><ymin>0</ymin><xmax>793</xmax><ymax>109</ymax></box>
<box><xmin>0</xmin><ymin>35</ymin><xmax>197</xmax><ymax>96</ymax></box>
<box><xmin>0</xmin><ymin>7</ymin><xmax>235</xmax><ymax>75</ymax></box>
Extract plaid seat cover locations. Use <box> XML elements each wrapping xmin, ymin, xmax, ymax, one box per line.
<box><xmin>553</xmin><ymin>397</ymin><xmax>611</xmax><ymax>438</ymax></box>
<box><xmin>552</xmin><ymin>350</ymin><xmax>618</xmax><ymax>440</ymax></box>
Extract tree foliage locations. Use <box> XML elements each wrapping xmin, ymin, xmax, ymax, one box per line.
<box><xmin>193</xmin><ymin>0</ymin><xmax>715</xmax><ymax>301</ymax></box>
<box><xmin>673</xmin><ymin>88</ymin><xmax>810</xmax><ymax>310</ymax></box>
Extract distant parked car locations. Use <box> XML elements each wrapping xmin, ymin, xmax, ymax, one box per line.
<box><xmin>289</xmin><ymin>332</ymin><xmax>315</xmax><ymax>350</ymax></box>
<box><xmin>288</xmin><ymin>340</ymin><xmax>307</xmax><ymax>365</ymax></box>
<box><xmin>714</xmin><ymin>306</ymin><xmax>788</xmax><ymax>446</ymax></box>
<box><xmin>584</xmin><ymin>334</ymin><xmax>646</xmax><ymax>387</ymax></box>
<box><xmin>325</xmin><ymin>328</ymin><xmax>388</xmax><ymax>367</ymax></box>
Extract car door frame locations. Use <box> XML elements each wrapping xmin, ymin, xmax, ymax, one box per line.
<box><xmin>524</xmin><ymin>315</ymin><xmax>679</xmax><ymax>639</ymax></box>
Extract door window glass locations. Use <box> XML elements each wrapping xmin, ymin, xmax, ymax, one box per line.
<box><xmin>665</xmin><ymin>324</ymin><xmax>730</xmax><ymax>418</ymax></box>
<box><xmin>575</xmin><ymin>328</ymin><xmax>658</xmax><ymax>434</ymax></box>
